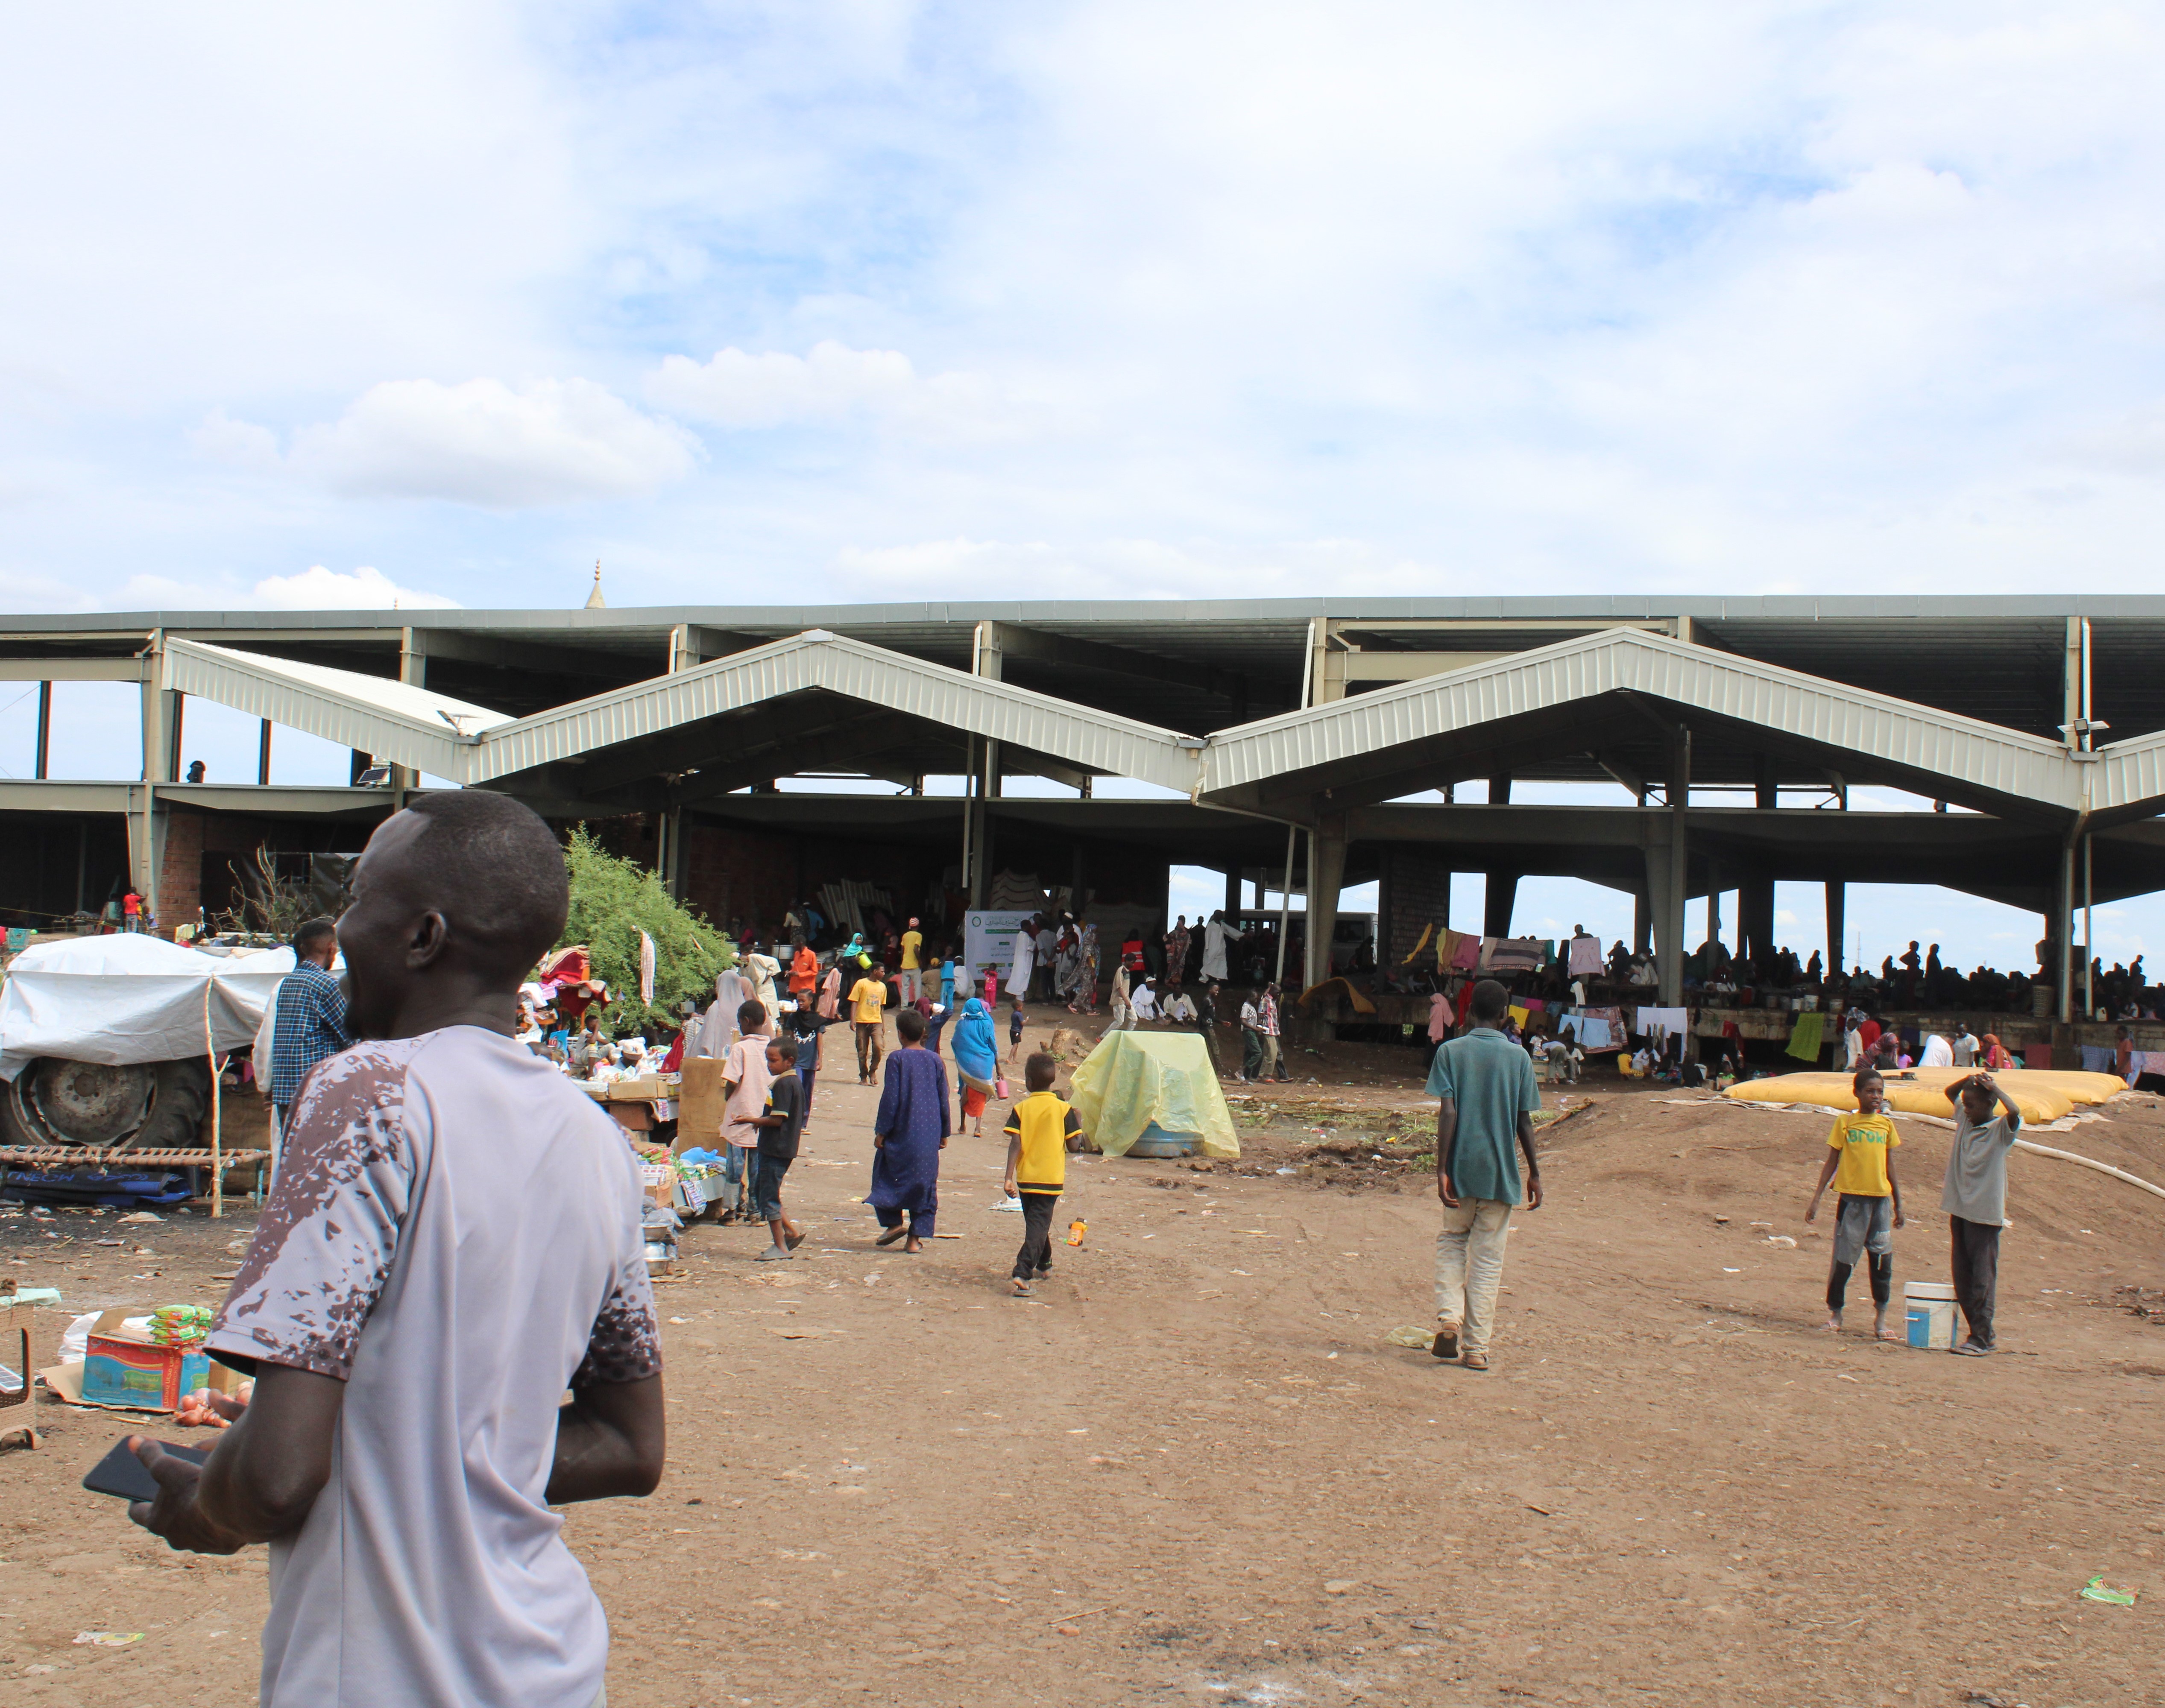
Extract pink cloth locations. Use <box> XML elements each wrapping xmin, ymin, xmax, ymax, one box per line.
<box><xmin>1428</xmin><ymin>992</ymin><xmax>1452</xmax><ymax>1043</ymax></box>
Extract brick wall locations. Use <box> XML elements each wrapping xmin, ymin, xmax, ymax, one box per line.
<box><xmin>1379</xmin><ymin>847</ymin><xmax>1454</xmax><ymax>968</ymax></box>
<box><xmin>156</xmin><ymin>808</ymin><xmax>205</xmax><ymax>935</ymax></box>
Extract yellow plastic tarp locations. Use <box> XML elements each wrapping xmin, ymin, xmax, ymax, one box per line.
<box><xmin>1724</xmin><ymin>1068</ymin><xmax>2127</xmax><ymax>1125</ymax></box>
<box><xmin>1066</xmin><ymin>1029</ymin><xmax>1241</xmax><ymax>1159</ymax></box>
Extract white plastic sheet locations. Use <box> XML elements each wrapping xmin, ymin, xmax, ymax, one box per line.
<box><xmin>0</xmin><ymin>936</ymin><xmax>299</xmax><ymax>1080</ymax></box>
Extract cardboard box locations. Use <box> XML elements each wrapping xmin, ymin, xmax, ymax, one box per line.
<box><xmin>675</xmin><ymin>1057</ymin><xmax>728</xmax><ymax>1153</ymax></box>
<box><xmin>606</xmin><ymin>1076</ymin><xmax>668</xmax><ymax>1103</ymax></box>
<box><xmin>608</xmin><ymin>1101</ymin><xmax>655</xmax><ymax>1133</ymax></box>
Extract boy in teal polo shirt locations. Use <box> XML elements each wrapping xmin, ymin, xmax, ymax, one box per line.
<box><xmin>1425</xmin><ymin>978</ymin><xmax>1544</xmax><ymax>1371</ymax></box>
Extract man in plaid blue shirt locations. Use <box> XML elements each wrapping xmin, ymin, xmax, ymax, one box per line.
<box><xmin>269</xmin><ymin>918</ymin><xmax>351</xmax><ymax>1133</ymax></box>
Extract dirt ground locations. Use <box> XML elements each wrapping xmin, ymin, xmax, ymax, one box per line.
<box><xmin>5</xmin><ymin>1008</ymin><xmax>2165</xmax><ymax>1707</ymax></box>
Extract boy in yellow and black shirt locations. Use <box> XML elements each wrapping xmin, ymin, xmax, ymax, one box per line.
<box><xmin>1002</xmin><ymin>1052</ymin><xmax>1084</xmax><ymax>1297</ymax></box>
<box><xmin>1805</xmin><ymin>1067</ymin><xmax>1907</xmax><ymax>1339</ymax></box>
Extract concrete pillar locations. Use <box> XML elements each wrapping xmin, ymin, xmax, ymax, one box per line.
<box><xmin>1825</xmin><ymin>882</ymin><xmax>1846</xmax><ymax>977</ymax></box>
<box><xmin>391</xmin><ymin>629</ymin><xmax>427</xmax><ymax>796</ymax></box>
<box><xmin>1643</xmin><ymin>842</ymin><xmax>1681</xmax><ymax>1002</ymax></box>
<box><xmin>1740</xmin><ymin>872</ymin><xmax>1776</xmax><ymax>964</ymax></box>
<box><xmin>137</xmin><ymin>641</ymin><xmax>174</xmax><ymax>913</ymax></box>
<box><xmin>1225</xmin><ymin>866</ymin><xmax>1241</xmax><ymax>916</ymax></box>
<box><xmin>33</xmin><ymin>681</ymin><xmax>51</xmax><ymax>780</ymax></box>
<box><xmin>1488</xmin><ymin>772</ymin><xmax>1511</xmax><ymax>806</ymax></box>
<box><xmin>1302</xmin><ymin>816</ymin><xmax>1349</xmax><ymax>1000</ymax></box>
<box><xmin>968</xmin><ymin>623</ymin><xmax>1006</xmax><ymax>908</ymax></box>
<box><xmin>1482</xmin><ymin>872</ymin><xmax>1518</xmax><ymax>939</ymax></box>
<box><xmin>256</xmin><ymin>719</ymin><xmax>272</xmax><ymax>786</ymax></box>
<box><xmin>1633</xmin><ymin>886</ymin><xmax>1651</xmax><ymax>955</ymax></box>
<box><xmin>1661</xmin><ymin>727</ymin><xmax>1690</xmax><ymax>1005</ymax></box>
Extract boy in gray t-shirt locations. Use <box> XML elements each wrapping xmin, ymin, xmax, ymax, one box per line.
<box><xmin>1941</xmin><ymin>1070</ymin><xmax>2021</xmax><ymax>1356</ymax></box>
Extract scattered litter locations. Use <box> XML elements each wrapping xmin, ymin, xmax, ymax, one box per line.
<box><xmin>1383</xmin><ymin>1325</ymin><xmax>1433</xmax><ymax>1349</ymax></box>
<box><xmin>1324</xmin><ymin>1579</ymin><xmax>1361</xmax><ymax>1594</ymax></box>
<box><xmin>117</xmin><ymin>1211</ymin><xmax>163</xmax><ymax>1224</ymax></box>
<box><xmin>1765</xmin><ymin>1235</ymin><xmax>1798</xmax><ymax>1248</ymax></box>
<box><xmin>987</xmin><ymin>1196</ymin><xmax>1024</xmax><ymax>1214</ymax></box>
<box><xmin>1721</xmin><ymin>1267</ymin><xmax>1742</xmax><ymax>1274</ymax></box>
<box><xmin>2080</xmin><ymin>1576</ymin><xmax>2136</xmax><ymax>1606</ymax></box>
<box><xmin>74</xmin><ymin>1631</ymin><xmax>143</xmax><ymax>1647</ymax></box>
<box><xmin>1275</xmin><ymin>1167</ymin><xmax>1297</xmax><ymax>1176</ymax></box>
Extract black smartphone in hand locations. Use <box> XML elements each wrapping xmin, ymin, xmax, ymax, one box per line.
<box><xmin>82</xmin><ymin>1436</ymin><xmax>208</xmax><ymax>1502</ymax></box>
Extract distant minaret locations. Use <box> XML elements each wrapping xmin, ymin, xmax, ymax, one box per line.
<box><xmin>584</xmin><ymin>560</ymin><xmax>606</xmax><ymax>610</ymax></box>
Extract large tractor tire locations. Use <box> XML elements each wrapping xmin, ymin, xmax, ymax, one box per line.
<box><xmin>134</xmin><ymin>1059</ymin><xmax>214</xmax><ymax>1150</ymax></box>
<box><xmin>2</xmin><ymin>1056</ymin><xmax>211</xmax><ymax>1150</ymax></box>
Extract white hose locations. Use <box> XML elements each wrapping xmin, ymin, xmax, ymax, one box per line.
<box><xmin>2013</xmin><ymin>1138</ymin><xmax>2165</xmax><ymax>1202</ymax></box>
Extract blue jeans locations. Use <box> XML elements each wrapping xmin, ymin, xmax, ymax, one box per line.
<box><xmin>721</xmin><ymin>1145</ymin><xmax>753</xmax><ymax>1214</ymax></box>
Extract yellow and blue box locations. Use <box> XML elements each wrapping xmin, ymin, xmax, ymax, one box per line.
<box><xmin>81</xmin><ymin>1311</ymin><xmax>211</xmax><ymax>1411</ymax></box>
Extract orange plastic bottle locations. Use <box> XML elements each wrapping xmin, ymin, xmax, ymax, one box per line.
<box><xmin>1066</xmin><ymin>1218</ymin><xmax>1087</xmax><ymax>1247</ymax></box>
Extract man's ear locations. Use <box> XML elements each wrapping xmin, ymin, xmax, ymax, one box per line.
<box><xmin>406</xmin><ymin>910</ymin><xmax>450</xmax><ymax>969</ymax></box>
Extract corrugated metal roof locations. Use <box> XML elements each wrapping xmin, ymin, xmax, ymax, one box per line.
<box><xmin>1199</xmin><ymin>630</ymin><xmax>2081</xmax><ymax>814</ymax></box>
<box><xmin>158</xmin><ymin>627</ymin><xmax>2136</xmax><ymax>825</ymax></box>
<box><xmin>162</xmin><ymin>640</ymin><xmax>514</xmax><ymax>778</ymax></box>
<box><xmin>165</xmin><ymin>631</ymin><xmax>1205</xmax><ymax>793</ymax></box>
<box><xmin>467</xmin><ymin>630</ymin><xmax>1203</xmax><ymax>790</ymax></box>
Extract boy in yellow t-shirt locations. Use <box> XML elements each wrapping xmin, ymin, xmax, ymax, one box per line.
<box><xmin>1001</xmin><ymin>1052</ymin><xmax>1084</xmax><ymax>1298</ymax></box>
<box><xmin>1805</xmin><ymin>1068</ymin><xmax>1907</xmax><ymax>1339</ymax></box>
<box><xmin>849</xmin><ymin>963</ymin><xmax>888</xmax><ymax>1084</ymax></box>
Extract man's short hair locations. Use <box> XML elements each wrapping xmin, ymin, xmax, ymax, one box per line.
<box><xmin>895</xmin><ymin>1006</ymin><xmax>926</xmax><ymax>1042</ymax></box>
<box><xmin>766</xmin><ymin>1036</ymin><xmax>799</xmax><ymax>1063</ymax></box>
<box><xmin>1852</xmin><ymin>1067</ymin><xmax>1884</xmax><ymax>1095</ymax></box>
<box><xmin>1469</xmin><ymin>978</ymin><xmax>1510</xmax><ymax>1022</ymax></box>
<box><xmin>292</xmin><ymin>917</ymin><xmax>338</xmax><ymax>956</ymax></box>
<box><xmin>737</xmin><ymin>999</ymin><xmax>768</xmax><ymax>1030</ymax></box>
<box><xmin>402</xmin><ymin>793</ymin><xmax>568</xmax><ymax>983</ymax></box>
<box><xmin>1025</xmin><ymin>1051</ymin><xmax>1058</xmax><ymax>1092</ymax></box>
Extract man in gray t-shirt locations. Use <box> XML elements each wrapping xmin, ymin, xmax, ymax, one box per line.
<box><xmin>126</xmin><ymin>792</ymin><xmax>665</xmax><ymax>1708</ymax></box>
<box><xmin>1941</xmin><ymin>1070</ymin><xmax>2021</xmax><ymax>1357</ymax></box>
<box><xmin>1424</xmin><ymin>978</ymin><xmax>1544</xmax><ymax>1372</ymax></box>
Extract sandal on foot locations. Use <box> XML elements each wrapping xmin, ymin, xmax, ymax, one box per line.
<box><xmin>755</xmin><ymin>1245</ymin><xmax>791</xmax><ymax>1262</ymax></box>
<box><xmin>1951</xmin><ymin>1339</ymin><xmax>1990</xmax><ymax>1356</ymax></box>
<box><xmin>876</xmin><ymin>1225</ymin><xmax>909</xmax><ymax>1247</ymax></box>
<box><xmin>785</xmin><ymin>1230</ymin><xmax>806</xmax><ymax>1251</ymax></box>
<box><xmin>1461</xmin><ymin>1351</ymin><xmax>1490</xmax><ymax>1372</ymax></box>
<box><xmin>1432</xmin><ymin>1324</ymin><xmax>1460</xmax><ymax>1360</ymax></box>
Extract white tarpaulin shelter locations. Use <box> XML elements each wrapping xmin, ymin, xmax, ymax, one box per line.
<box><xmin>0</xmin><ymin>936</ymin><xmax>299</xmax><ymax>1081</ymax></box>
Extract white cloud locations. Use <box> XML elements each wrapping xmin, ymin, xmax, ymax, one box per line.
<box><xmin>189</xmin><ymin>409</ymin><xmax>283</xmax><ymax>471</ymax></box>
<box><xmin>287</xmin><ymin>377</ymin><xmax>698</xmax><ymax>507</ymax></box>
<box><xmin>649</xmin><ymin>341</ymin><xmax>920</xmax><ymax>427</ymax></box>
<box><xmin>111</xmin><ymin>565</ymin><xmax>459</xmax><ymax>611</ymax></box>
<box><xmin>252</xmin><ymin>564</ymin><xmax>461</xmax><ymax>609</ymax></box>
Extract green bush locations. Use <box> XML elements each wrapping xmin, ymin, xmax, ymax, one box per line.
<box><xmin>557</xmin><ymin>826</ymin><xmax>732</xmax><ymax>1034</ymax></box>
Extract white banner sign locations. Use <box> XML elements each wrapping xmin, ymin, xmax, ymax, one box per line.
<box><xmin>962</xmin><ymin>910</ymin><xmax>1032</xmax><ymax>993</ymax></box>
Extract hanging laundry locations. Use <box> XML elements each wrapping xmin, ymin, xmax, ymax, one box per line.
<box><xmin>1632</xmin><ymin>1005</ymin><xmax>1689</xmax><ymax>1040</ymax></box>
<box><xmin>2080</xmin><ymin>1044</ymin><xmax>2117</xmax><ymax>1075</ymax></box>
<box><xmin>1567</xmin><ymin>1015</ymin><xmax>1616</xmax><ymax>1050</ymax></box>
<box><xmin>1485</xmin><ymin>938</ymin><xmax>1543</xmax><ymax>973</ymax></box>
<box><xmin>1400</xmin><ymin>923</ymin><xmax>1436</xmax><ymax>965</ymax></box>
<box><xmin>1449</xmin><ymin>931</ymin><xmax>1481</xmax><ymax>971</ymax></box>
<box><xmin>1567</xmin><ymin>934</ymin><xmax>1605</xmax><ymax>976</ymax></box>
<box><xmin>1786</xmin><ymin>1010</ymin><xmax>1825</xmax><ymax>1062</ymax></box>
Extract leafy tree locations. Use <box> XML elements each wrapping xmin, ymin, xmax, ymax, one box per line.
<box><xmin>557</xmin><ymin>826</ymin><xmax>731</xmax><ymax>1034</ymax></box>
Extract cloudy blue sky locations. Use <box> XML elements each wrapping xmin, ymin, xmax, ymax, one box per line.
<box><xmin>3</xmin><ymin>3</ymin><xmax>2162</xmax><ymax>970</ymax></box>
